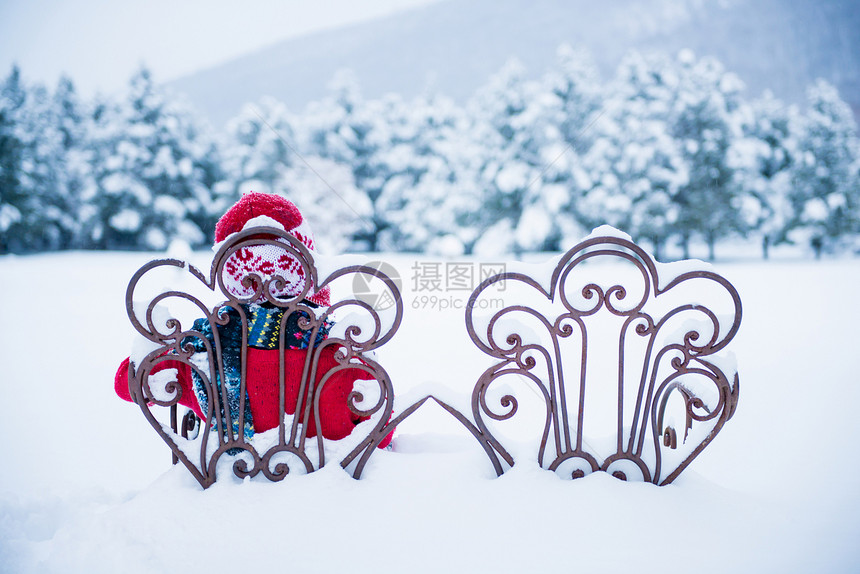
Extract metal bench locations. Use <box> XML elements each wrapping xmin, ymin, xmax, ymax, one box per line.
<box><xmin>124</xmin><ymin>229</ymin><xmax>741</xmax><ymax>488</ymax></box>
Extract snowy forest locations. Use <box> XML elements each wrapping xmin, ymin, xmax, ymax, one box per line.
<box><xmin>1</xmin><ymin>45</ymin><xmax>858</xmax><ymax>260</ymax></box>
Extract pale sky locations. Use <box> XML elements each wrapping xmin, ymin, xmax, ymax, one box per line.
<box><xmin>0</xmin><ymin>0</ymin><xmax>443</xmax><ymax>96</ymax></box>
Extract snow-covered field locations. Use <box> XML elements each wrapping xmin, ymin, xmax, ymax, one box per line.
<box><xmin>1</xmin><ymin>246</ymin><xmax>859</xmax><ymax>573</ymax></box>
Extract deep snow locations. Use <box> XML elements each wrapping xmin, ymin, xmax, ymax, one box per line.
<box><xmin>1</xmin><ymin>248</ymin><xmax>859</xmax><ymax>573</ymax></box>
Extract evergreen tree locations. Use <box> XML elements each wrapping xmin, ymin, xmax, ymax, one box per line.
<box><xmin>544</xmin><ymin>45</ymin><xmax>602</xmax><ymax>156</ymax></box>
<box><xmin>671</xmin><ymin>50</ymin><xmax>746</xmax><ymax>260</ymax></box>
<box><xmin>361</xmin><ymin>92</ymin><xmax>427</xmax><ymax>251</ymax></box>
<box><xmin>789</xmin><ymin>80</ymin><xmax>859</xmax><ymax>258</ymax></box>
<box><xmin>222</xmin><ymin>97</ymin><xmax>296</xmax><ymax>199</ymax></box>
<box><xmin>0</xmin><ymin>66</ymin><xmax>27</xmax><ymax>253</ymax></box>
<box><xmin>86</xmin><ymin>68</ymin><xmax>219</xmax><ymax>250</ymax></box>
<box><xmin>0</xmin><ymin>68</ymin><xmax>85</xmax><ymax>252</ymax></box>
<box><xmin>45</xmin><ymin>76</ymin><xmax>93</xmax><ymax>249</ymax></box>
<box><xmin>222</xmin><ymin>96</ymin><xmax>370</xmax><ymax>253</ymax></box>
<box><xmin>4</xmin><ymin>46</ymin><xmax>858</xmax><ymax>260</ymax></box>
<box><xmin>579</xmin><ymin>51</ymin><xmax>687</xmax><ymax>260</ymax></box>
<box><xmin>301</xmin><ymin>72</ymin><xmax>400</xmax><ymax>251</ymax></box>
<box><xmin>529</xmin><ymin>45</ymin><xmax>603</xmax><ymax>250</ymax></box>
<box><xmin>468</xmin><ymin>59</ymin><xmax>563</xmax><ymax>255</ymax></box>
<box><xmin>379</xmin><ymin>94</ymin><xmax>478</xmax><ymax>254</ymax></box>
<box><xmin>282</xmin><ymin>155</ymin><xmax>372</xmax><ymax>254</ymax></box>
<box><xmin>730</xmin><ymin>92</ymin><xmax>800</xmax><ymax>258</ymax></box>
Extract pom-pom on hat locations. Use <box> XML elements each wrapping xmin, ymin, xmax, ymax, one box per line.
<box><xmin>216</xmin><ymin>192</ymin><xmax>330</xmax><ymax>306</ymax></box>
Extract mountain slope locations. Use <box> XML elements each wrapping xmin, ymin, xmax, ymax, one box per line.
<box><xmin>167</xmin><ymin>0</ymin><xmax>860</xmax><ymax>126</ymax></box>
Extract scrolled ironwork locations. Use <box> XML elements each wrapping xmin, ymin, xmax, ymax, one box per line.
<box><xmin>464</xmin><ymin>234</ymin><xmax>742</xmax><ymax>485</ymax></box>
<box><xmin>124</xmin><ymin>230</ymin><xmax>740</xmax><ymax>488</ymax></box>
<box><xmin>125</xmin><ymin>227</ymin><xmax>402</xmax><ymax>488</ymax></box>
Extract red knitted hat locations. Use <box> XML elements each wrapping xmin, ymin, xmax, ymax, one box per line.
<box><xmin>216</xmin><ymin>192</ymin><xmax>330</xmax><ymax>306</ymax></box>
<box><xmin>215</xmin><ymin>192</ymin><xmax>304</xmax><ymax>243</ymax></box>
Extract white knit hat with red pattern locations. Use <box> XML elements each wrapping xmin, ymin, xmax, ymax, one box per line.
<box><xmin>215</xmin><ymin>192</ymin><xmax>330</xmax><ymax>306</ymax></box>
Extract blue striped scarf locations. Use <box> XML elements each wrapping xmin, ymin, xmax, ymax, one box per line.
<box><xmin>182</xmin><ymin>303</ymin><xmax>332</xmax><ymax>441</ymax></box>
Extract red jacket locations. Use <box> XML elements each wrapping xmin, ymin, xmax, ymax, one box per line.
<box><xmin>115</xmin><ymin>345</ymin><xmax>392</xmax><ymax>448</ymax></box>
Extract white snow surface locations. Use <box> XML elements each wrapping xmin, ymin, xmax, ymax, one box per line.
<box><xmin>1</xmin><ymin>250</ymin><xmax>859</xmax><ymax>573</ymax></box>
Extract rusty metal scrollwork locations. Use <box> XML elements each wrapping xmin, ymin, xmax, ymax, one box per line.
<box><xmin>125</xmin><ymin>230</ymin><xmax>740</xmax><ymax>488</ymax></box>
<box><xmin>464</xmin><ymin>234</ymin><xmax>742</xmax><ymax>485</ymax></box>
<box><xmin>125</xmin><ymin>227</ymin><xmax>402</xmax><ymax>488</ymax></box>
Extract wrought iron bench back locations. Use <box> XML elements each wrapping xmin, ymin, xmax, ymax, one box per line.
<box><xmin>462</xmin><ymin>233</ymin><xmax>741</xmax><ymax>485</ymax></box>
<box><xmin>125</xmin><ymin>229</ymin><xmax>740</xmax><ymax>488</ymax></box>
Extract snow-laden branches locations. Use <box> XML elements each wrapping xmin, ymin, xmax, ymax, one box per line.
<box><xmin>1</xmin><ymin>49</ymin><xmax>858</xmax><ymax>258</ymax></box>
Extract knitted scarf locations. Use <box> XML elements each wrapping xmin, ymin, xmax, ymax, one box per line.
<box><xmin>181</xmin><ymin>302</ymin><xmax>332</xmax><ymax>441</ymax></box>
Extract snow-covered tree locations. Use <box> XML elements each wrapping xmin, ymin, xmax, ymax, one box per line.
<box><xmin>300</xmin><ymin>72</ymin><xmax>400</xmax><ymax>251</ymax></box>
<box><xmin>280</xmin><ymin>157</ymin><xmax>372</xmax><ymax>254</ymax></box>
<box><xmin>730</xmin><ymin>92</ymin><xmax>801</xmax><ymax>258</ymax></box>
<box><xmin>527</xmin><ymin>45</ymin><xmax>604</xmax><ymax>250</ymax></box>
<box><xmin>45</xmin><ymin>76</ymin><xmax>95</xmax><ymax>250</ymax></box>
<box><xmin>86</xmin><ymin>68</ymin><xmax>220</xmax><ymax>250</ymax></box>
<box><xmin>375</xmin><ymin>94</ymin><xmax>477</xmax><ymax>254</ymax></box>
<box><xmin>222</xmin><ymin>95</ymin><xmax>372</xmax><ymax>253</ymax></box>
<box><xmin>671</xmin><ymin>50</ymin><xmax>746</xmax><ymax>260</ymax></box>
<box><xmin>4</xmin><ymin>47</ymin><xmax>858</xmax><ymax>260</ymax></box>
<box><xmin>0</xmin><ymin>66</ymin><xmax>29</xmax><ymax>253</ymax></box>
<box><xmin>578</xmin><ymin>51</ymin><xmax>688</xmax><ymax>260</ymax></box>
<box><xmin>789</xmin><ymin>80</ymin><xmax>859</xmax><ymax>258</ymax></box>
<box><xmin>468</xmin><ymin>59</ymin><xmax>575</xmax><ymax>255</ymax></box>
<box><xmin>0</xmin><ymin>68</ymin><xmax>88</xmax><ymax>252</ymax></box>
<box><xmin>222</xmin><ymin>97</ymin><xmax>296</xmax><ymax>199</ymax></box>
<box><xmin>543</xmin><ymin>44</ymin><xmax>602</xmax><ymax>156</ymax></box>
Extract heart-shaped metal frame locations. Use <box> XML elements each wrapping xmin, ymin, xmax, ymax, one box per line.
<box><xmin>464</xmin><ymin>233</ymin><xmax>742</xmax><ymax>485</ymax></box>
<box><xmin>125</xmin><ymin>227</ymin><xmax>402</xmax><ymax>488</ymax></box>
<box><xmin>123</xmin><ymin>230</ymin><xmax>741</xmax><ymax>488</ymax></box>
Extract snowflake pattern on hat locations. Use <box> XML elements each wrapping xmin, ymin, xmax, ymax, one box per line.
<box><xmin>217</xmin><ymin>192</ymin><xmax>330</xmax><ymax>305</ymax></box>
<box><xmin>223</xmin><ymin>242</ymin><xmax>308</xmax><ymax>302</ymax></box>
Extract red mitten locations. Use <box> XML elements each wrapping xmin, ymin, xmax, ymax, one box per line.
<box><xmin>114</xmin><ymin>356</ymin><xmax>203</xmax><ymax>419</ymax></box>
<box><xmin>244</xmin><ymin>346</ymin><xmax>393</xmax><ymax>447</ymax></box>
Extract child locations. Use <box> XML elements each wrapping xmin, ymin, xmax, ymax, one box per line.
<box><xmin>115</xmin><ymin>192</ymin><xmax>392</xmax><ymax>448</ymax></box>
